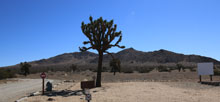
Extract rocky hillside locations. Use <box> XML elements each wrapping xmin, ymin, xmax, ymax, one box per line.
<box><xmin>2</xmin><ymin>48</ymin><xmax>220</xmax><ymax>69</ymax></box>
<box><xmin>28</xmin><ymin>48</ymin><xmax>220</xmax><ymax>66</ymax></box>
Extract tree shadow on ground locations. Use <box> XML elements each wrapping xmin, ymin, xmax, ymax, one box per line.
<box><xmin>44</xmin><ymin>90</ymin><xmax>84</xmax><ymax>97</ymax></box>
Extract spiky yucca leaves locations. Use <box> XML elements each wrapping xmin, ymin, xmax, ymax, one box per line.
<box><xmin>79</xmin><ymin>16</ymin><xmax>125</xmax><ymax>87</ymax></box>
<box><xmin>80</xmin><ymin>16</ymin><xmax>125</xmax><ymax>52</ymax></box>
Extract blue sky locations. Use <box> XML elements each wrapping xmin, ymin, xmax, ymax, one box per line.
<box><xmin>0</xmin><ymin>0</ymin><xmax>220</xmax><ymax>67</ymax></box>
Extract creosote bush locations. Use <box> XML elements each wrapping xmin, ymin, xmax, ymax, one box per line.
<box><xmin>137</xmin><ymin>67</ymin><xmax>154</xmax><ymax>73</ymax></box>
<box><xmin>157</xmin><ymin>65</ymin><xmax>170</xmax><ymax>72</ymax></box>
<box><xmin>0</xmin><ymin>69</ymin><xmax>15</xmax><ymax>80</ymax></box>
<box><xmin>187</xmin><ymin>66</ymin><xmax>196</xmax><ymax>72</ymax></box>
<box><xmin>70</xmin><ymin>64</ymin><xmax>77</xmax><ymax>72</ymax></box>
<box><xmin>214</xmin><ymin>68</ymin><xmax>220</xmax><ymax>76</ymax></box>
<box><xmin>121</xmin><ymin>67</ymin><xmax>134</xmax><ymax>73</ymax></box>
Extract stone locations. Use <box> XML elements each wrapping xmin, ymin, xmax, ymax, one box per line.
<box><xmin>47</xmin><ymin>98</ymin><xmax>55</xmax><ymax>101</ymax></box>
<box><xmin>46</xmin><ymin>81</ymin><xmax>52</xmax><ymax>91</ymax></box>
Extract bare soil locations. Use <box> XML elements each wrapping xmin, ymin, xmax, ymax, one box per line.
<box><xmin>19</xmin><ymin>69</ymin><xmax>220</xmax><ymax>82</ymax></box>
<box><xmin>0</xmin><ymin>79</ymin><xmax>18</xmax><ymax>84</ymax></box>
<box><xmin>20</xmin><ymin>70</ymin><xmax>220</xmax><ymax>102</ymax></box>
<box><xmin>21</xmin><ymin>81</ymin><xmax>220</xmax><ymax>102</ymax></box>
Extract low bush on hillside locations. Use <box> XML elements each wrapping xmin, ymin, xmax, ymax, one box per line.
<box><xmin>102</xmin><ymin>67</ymin><xmax>109</xmax><ymax>72</ymax></box>
<box><xmin>89</xmin><ymin>68</ymin><xmax>96</xmax><ymax>72</ymax></box>
<box><xmin>121</xmin><ymin>67</ymin><xmax>134</xmax><ymax>73</ymax></box>
<box><xmin>168</xmin><ymin>66</ymin><xmax>177</xmax><ymax>71</ymax></box>
<box><xmin>137</xmin><ymin>67</ymin><xmax>154</xmax><ymax>73</ymax></box>
<box><xmin>187</xmin><ymin>66</ymin><xmax>196</xmax><ymax>72</ymax></box>
<box><xmin>214</xmin><ymin>68</ymin><xmax>220</xmax><ymax>76</ymax></box>
<box><xmin>89</xmin><ymin>66</ymin><xmax>110</xmax><ymax>72</ymax></box>
<box><xmin>0</xmin><ymin>69</ymin><xmax>15</xmax><ymax>80</ymax></box>
<box><xmin>70</xmin><ymin>64</ymin><xmax>77</xmax><ymax>72</ymax></box>
<box><xmin>157</xmin><ymin>65</ymin><xmax>171</xmax><ymax>72</ymax></box>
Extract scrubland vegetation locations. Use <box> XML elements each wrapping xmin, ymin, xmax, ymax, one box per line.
<box><xmin>1</xmin><ymin>62</ymin><xmax>220</xmax><ymax>80</ymax></box>
<box><xmin>0</xmin><ymin>68</ymin><xmax>15</xmax><ymax>80</ymax></box>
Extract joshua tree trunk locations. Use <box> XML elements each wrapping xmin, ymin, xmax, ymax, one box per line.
<box><xmin>96</xmin><ymin>51</ymin><xmax>103</xmax><ymax>87</ymax></box>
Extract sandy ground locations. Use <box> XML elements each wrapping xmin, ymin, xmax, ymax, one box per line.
<box><xmin>0</xmin><ymin>78</ymin><xmax>56</xmax><ymax>102</ymax></box>
<box><xmin>0</xmin><ymin>79</ymin><xmax>18</xmax><ymax>84</ymax></box>
<box><xmin>20</xmin><ymin>70</ymin><xmax>220</xmax><ymax>82</ymax></box>
<box><xmin>2</xmin><ymin>70</ymin><xmax>220</xmax><ymax>102</ymax></box>
<box><xmin>21</xmin><ymin>81</ymin><xmax>220</xmax><ymax>102</ymax></box>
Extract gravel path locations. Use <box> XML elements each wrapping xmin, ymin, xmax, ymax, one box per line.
<box><xmin>0</xmin><ymin>78</ymin><xmax>56</xmax><ymax>102</ymax></box>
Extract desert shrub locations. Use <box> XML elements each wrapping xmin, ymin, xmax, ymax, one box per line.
<box><xmin>217</xmin><ymin>66</ymin><xmax>220</xmax><ymax>69</ymax></box>
<box><xmin>121</xmin><ymin>67</ymin><xmax>134</xmax><ymax>73</ymax></box>
<box><xmin>91</xmin><ymin>68</ymin><xmax>97</xmax><ymax>72</ymax></box>
<box><xmin>168</xmin><ymin>66</ymin><xmax>177</xmax><ymax>71</ymax></box>
<box><xmin>137</xmin><ymin>67</ymin><xmax>154</xmax><ymax>73</ymax></box>
<box><xmin>89</xmin><ymin>66</ymin><xmax>109</xmax><ymax>72</ymax></box>
<box><xmin>70</xmin><ymin>64</ymin><xmax>77</xmax><ymax>72</ymax></box>
<box><xmin>187</xmin><ymin>66</ymin><xmax>196</xmax><ymax>72</ymax></box>
<box><xmin>123</xmin><ymin>70</ymin><xmax>133</xmax><ymax>73</ymax></box>
<box><xmin>50</xmin><ymin>68</ymin><xmax>54</xmax><ymax>72</ymax></box>
<box><xmin>102</xmin><ymin>67</ymin><xmax>109</xmax><ymax>72</ymax></box>
<box><xmin>88</xmin><ymin>68</ymin><xmax>93</xmax><ymax>72</ymax></box>
<box><xmin>214</xmin><ymin>68</ymin><xmax>220</xmax><ymax>76</ymax></box>
<box><xmin>0</xmin><ymin>69</ymin><xmax>15</xmax><ymax>80</ymax></box>
<box><xmin>157</xmin><ymin>65</ymin><xmax>170</xmax><ymax>72</ymax></box>
<box><xmin>176</xmin><ymin>63</ymin><xmax>185</xmax><ymax>72</ymax></box>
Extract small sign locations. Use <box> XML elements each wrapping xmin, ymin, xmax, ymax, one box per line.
<box><xmin>86</xmin><ymin>94</ymin><xmax>92</xmax><ymax>101</ymax></box>
<box><xmin>197</xmin><ymin>62</ymin><xmax>214</xmax><ymax>75</ymax></box>
<box><xmin>40</xmin><ymin>72</ymin><xmax>46</xmax><ymax>79</ymax></box>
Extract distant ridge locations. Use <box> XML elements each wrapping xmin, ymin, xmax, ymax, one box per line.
<box><xmin>99</xmin><ymin>48</ymin><xmax>220</xmax><ymax>64</ymax></box>
<box><xmin>2</xmin><ymin>48</ymin><xmax>220</xmax><ymax>68</ymax></box>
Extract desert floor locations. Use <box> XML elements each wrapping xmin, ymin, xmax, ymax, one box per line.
<box><xmin>19</xmin><ymin>71</ymin><xmax>220</xmax><ymax>102</ymax></box>
<box><xmin>0</xmin><ymin>79</ymin><xmax>59</xmax><ymax>102</ymax></box>
<box><xmin>21</xmin><ymin>81</ymin><xmax>220</xmax><ymax>102</ymax></box>
<box><xmin>9</xmin><ymin>70</ymin><xmax>220</xmax><ymax>102</ymax></box>
<box><xmin>18</xmin><ymin>70</ymin><xmax>220</xmax><ymax>82</ymax></box>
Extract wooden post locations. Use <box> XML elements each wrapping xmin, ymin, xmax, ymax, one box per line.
<box><xmin>199</xmin><ymin>75</ymin><xmax>202</xmax><ymax>82</ymax></box>
<box><xmin>210</xmin><ymin>75</ymin><xmax>213</xmax><ymax>81</ymax></box>
<box><xmin>42</xmin><ymin>78</ymin><xmax>45</xmax><ymax>95</ymax></box>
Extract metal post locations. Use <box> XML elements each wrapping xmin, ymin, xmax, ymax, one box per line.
<box><xmin>199</xmin><ymin>75</ymin><xmax>202</xmax><ymax>82</ymax></box>
<box><xmin>210</xmin><ymin>75</ymin><xmax>213</xmax><ymax>81</ymax></box>
<box><xmin>42</xmin><ymin>78</ymin><xmax>45</xmax><ymax>95</ymax></box>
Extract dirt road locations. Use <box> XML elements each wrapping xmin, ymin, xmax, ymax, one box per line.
<box><xmin>0</xmin><ymin>79</ymin><xmax>55</xmax><ymax>102</ymax></box>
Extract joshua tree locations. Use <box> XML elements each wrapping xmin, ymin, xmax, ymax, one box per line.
<box><xmin>176</xmin><ymin>63</ymin><xmax>184</xmax><ymax>72</ymax></box>
<box><xmin>70</xmin><ymin>64</ymin><xmax>77</xmax><ymax>72</ymax></box>
<box><xmin>110</xmin><ymin>58</ymin><xmax>121</xmax><ymax>75</ymax></box>
<box><xmin>20</xmin><ymin>62</ymin><xmax>31</xmax><ymax>76</ymax></box>
<box><xmin>79</xmin><ymin>16</ymin><xmax>125</xmax><ymax>87</ymax></box>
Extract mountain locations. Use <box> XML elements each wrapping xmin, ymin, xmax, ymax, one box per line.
<box><xmin>29</xmin><ymin>48</ymin><xmax>220</xmax><ymax>66</ymax></box>
<box><xmin>2</xmin><ymin>48</ymin><xmax>220</xmax><ymax>69</ymax></box>
<box><xmin>31</xmin><ymin>51</ymin><xmax>98</xmax><ymax>66</ymax></box>
<box><xmin>101</xmin><ymin>48</ymin><xmax>220</xmax><ymax>64</ymax></box>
